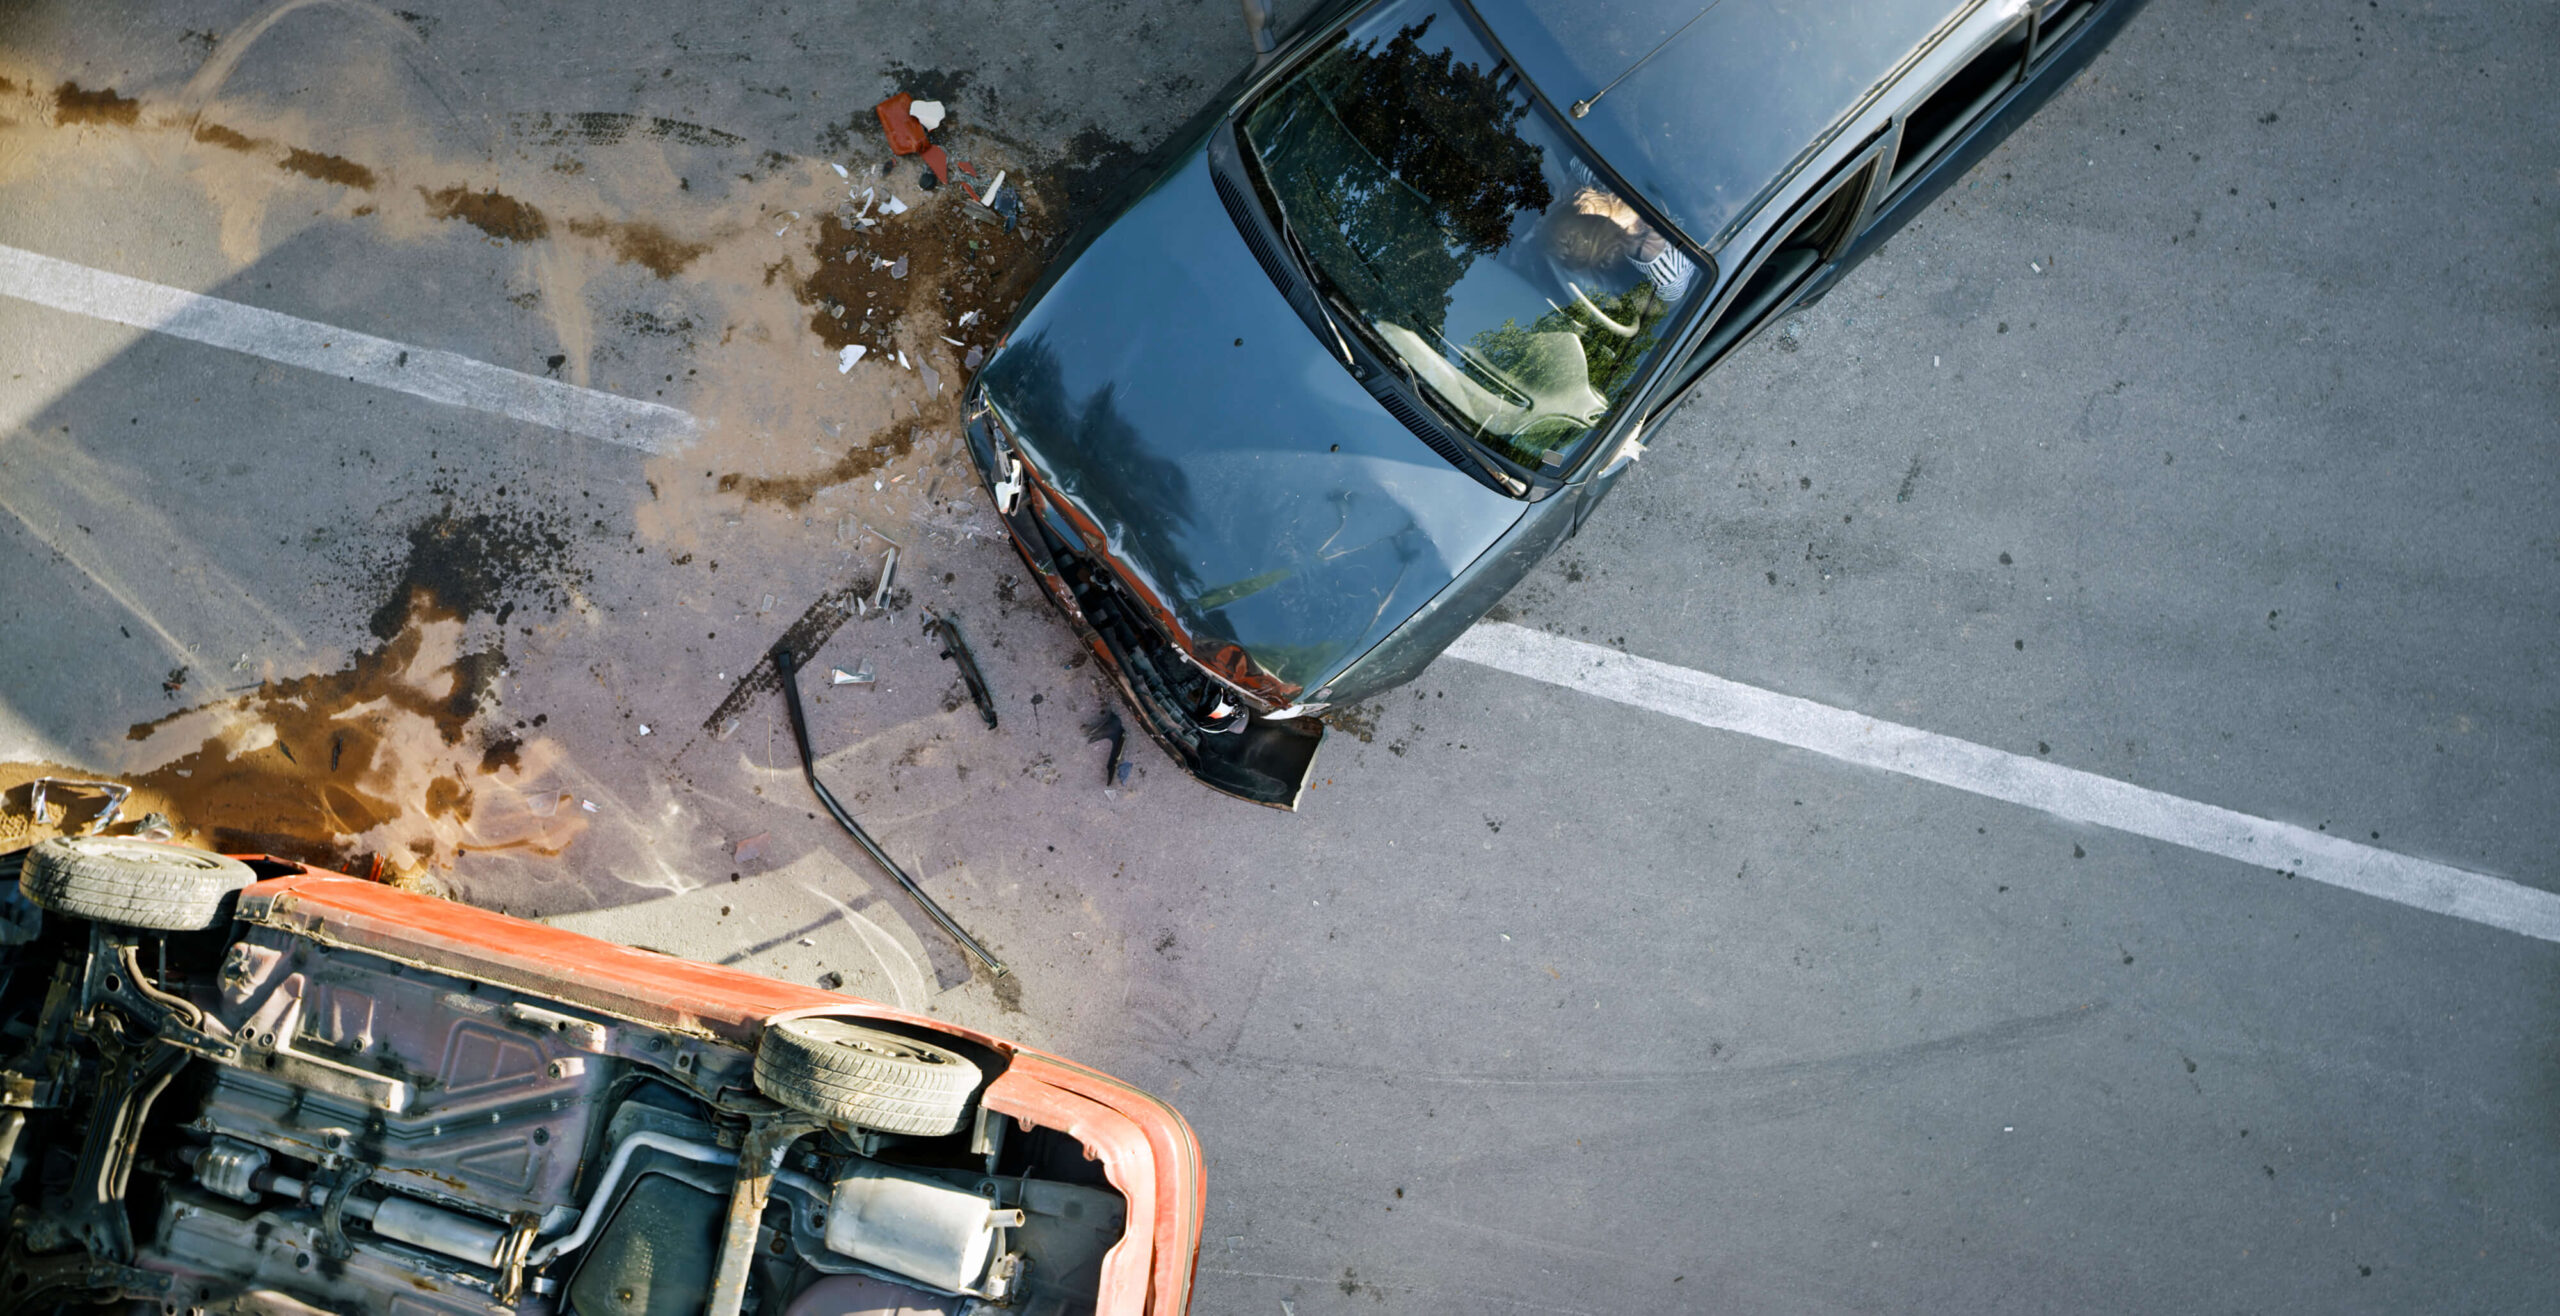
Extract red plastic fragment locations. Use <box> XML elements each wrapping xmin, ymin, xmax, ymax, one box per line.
<box><xmin>875</xmin><ymin>93</ymin><xmax>930</xmax><ymax>156</ymax></box>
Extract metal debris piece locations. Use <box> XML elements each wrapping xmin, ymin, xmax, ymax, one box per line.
<box><xmin>829</xmin><ymin>661</ymin><xmax>876</xmax><ymax>686</ymax></box>
<box><xmin>25</xmin><ymin>778</ymin><xmax>132</xmax><ymax>836</ymax></box>
<box><xmin>770</xmin><ymin>643</ymin><xmax>1008</xmax><ymax>977</ymax></box>
<box><xmin>1082</xmin><ymin>709</ymin><xmax>1127</xmax><ymax>788</ymax></box>
<box><xmin>926</xmin><ymin>611</ymin><xmax>999</xmax><ymax>730</ymax></box>
<box><xmin>869</xmin><ymin>548</ymin><xmax>898</xmax><ymax>612</ymax></box>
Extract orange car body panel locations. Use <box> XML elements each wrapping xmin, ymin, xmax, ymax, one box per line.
<box><xmin>234</xmin><ymin>866</ymin><xmax>1204</xmax><ymax>1314</ymax></box>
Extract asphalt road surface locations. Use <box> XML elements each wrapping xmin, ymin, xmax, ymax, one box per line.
<box><xmin>2</xmin><ymin>2</ymin><xmax>2554</xmax><ymax>1312</ymax></box>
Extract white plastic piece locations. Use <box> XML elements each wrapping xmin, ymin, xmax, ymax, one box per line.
<box><xmin>838</xmin><ymin>345</ymin><xmax>866</xmax><ymax>373</ymax></box>
<box><xmin>956</xmin><ymin>310</ymin><xmax>981</xmax><ymax>328</ymax></box>
<box><xmin>830</xmin><ymin>162</ymin><xmax>849</xmax><ymax>178</ymax></box>
<box><xmin>980</xmin><ymin>170</ymin><xmax>1006</xmax><ymax>210</ymax></box>
<box><xmin>910</xmin><ymin>100</ymin><xmax>946</xmax><ymax>131</ymax></box>
<box><xmin>881</xmin><ymin>195</ymin><xmax>909</xmax><ymax>216</ymax></box>
<box><xmin>992</xmin><ymin>456</ymin><xmax>1024</xmax><ymax>515</ymax></box>
<box><xmin>824</xmin><ymin>1160</ymin><xmax>1002</xmax><ymax>1292</ymax></box>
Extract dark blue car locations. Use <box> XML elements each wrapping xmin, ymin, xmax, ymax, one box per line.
<box><xmin>965</xmin><ymin>0</ymin><xmax>2146</xmax><ymax>806</ymax></box>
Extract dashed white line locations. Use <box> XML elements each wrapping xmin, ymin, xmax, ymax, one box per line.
<box><xmin>1446</xmin><ymin>621</ymin><xmax>2560</xmax><ymax>944</ymax></box>
<box><xmin>0</xmin><ymin>243</ymin><xmax>699</xmax><ymax>453</ymax></box>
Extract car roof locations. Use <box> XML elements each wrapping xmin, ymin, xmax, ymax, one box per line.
<box><xmin>1469</xmin><ymin>0</ymin><xmax>1977</xmax><ymax>246</ymax></box>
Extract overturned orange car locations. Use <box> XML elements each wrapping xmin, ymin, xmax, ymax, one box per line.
<box><xmin>0</xmin><ymin>838</ymin><xmax>1202</xmax><ymax>1316</ymax></box>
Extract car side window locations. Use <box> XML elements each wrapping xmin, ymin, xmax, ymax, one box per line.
<box><xmin>1655</xmin><ymin>158</ymin><xmax>1876</xmax><ymax>404</ymax></box>
<box><xmin>1882</xmin><ymin>17</ymin><xmax>2032</xmax><ymax>202</ymax></box>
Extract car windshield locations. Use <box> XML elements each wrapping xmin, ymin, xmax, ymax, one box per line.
<box><xmin>1240</xmin><ymin>0</ymin><xmax>1700</xmax><ymax>473</ymax></box>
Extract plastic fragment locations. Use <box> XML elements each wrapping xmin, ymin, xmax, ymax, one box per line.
<box><xmin>581</xmin><ymin>800</ymin><xmax>599</xmax><ymax>814</ymax></box>
<box><xmin>963</xmin><ymin>344</ymin><xmax>985</xmax><ymax>370</ymax></box>
<box><xmin>919</xmin><ymin>361</ymin><xmax>941</xmax><ymax>399</ymax></box>
<box><xmin>896</xmin><ymin>349</ymin><xmax>910</xmax><ymax>369</ymax></box>
<box><xmin>734</xmin><ymin>832</ymin><xmax>769</xmax><ymax>864</ymax></box>
<box><xmin>829</xmin><ymin>661</ymin><xmax>876</xmax><ymax>686</ymax></box>
<box><xmin>638</xmin><ymin>724</ymin><xmax>651</xmax><ymax>736</ymax></box>
<box><xmin>881</xmin><ymin>195</ymin><xmax>909</xmax><ymax>216</ymax></box>
<box><xmin>889</xmin><ymin>255</ymin><xmax>909</xmax><ymax>280</ymax></box>
<box><xmin>870</xmin><ymin>548</ymin><xmax>898</xmax><ymax>611</ymax></box>
<box><xmin>910</xmin><ymin>100</ymin><xmax>946</xmax><ymax>131</ymax></box>
<box><xmin>979</xmin><ymin>170</ymin><xmax>1007</xmax><ymax>210</ymax></box>
<box><xmin>955</xmin><ymin>310</ymin><xmax>981</xmax><ymax>328</ymax></box>
<box><xmin>837</xmin><ymin>344</ymin><xmax>866</xmax><ymax>373</ymax></box>
<box><xmin>830</xmin><ymin>162</ymin><xmax>849</xmax><ymax>178</ymax></box>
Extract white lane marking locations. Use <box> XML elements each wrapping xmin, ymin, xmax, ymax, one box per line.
<box><xmin>1445</xmin><ymin>622</ymin><xmax>2560</xmax><ymax>944</ymax></box>
<box><xmin>0</xmin><ymin>243</ymin><xmax>699</xmax><ymax>453</ymax></box>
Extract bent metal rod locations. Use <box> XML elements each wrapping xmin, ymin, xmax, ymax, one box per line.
<box><xmin>771</xmin><ymin>643</ymin><xmax>1010</xmax><ymax>977</ymax></box>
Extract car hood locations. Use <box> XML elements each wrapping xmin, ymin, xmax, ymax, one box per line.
<box><xmin>977</xmin><ymin>140</ymin><xmax>1523</xmax><ymax>699</ymax></box>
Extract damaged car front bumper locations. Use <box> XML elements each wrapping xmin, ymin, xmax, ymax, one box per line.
<box><xmin>964</xmin><ymin>393</ymin><xmax>1324</xmax><ymax>809</ymax></box>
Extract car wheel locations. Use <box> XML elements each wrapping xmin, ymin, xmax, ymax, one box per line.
<box><xmin>19</xmin><ymin>836</ymin><xmax>256</xmax><ymax>932</ymax></box>
<box><xmin>753</xmin><ymin>1017</ymin><xmax>982</xmax><ymax>1137</ymax></box>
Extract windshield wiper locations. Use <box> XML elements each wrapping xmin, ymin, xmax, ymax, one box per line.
<box><xmin>1264</xmin><ymin>195</ymin><xmax>1359</xmax><ymax>370</ymax></box>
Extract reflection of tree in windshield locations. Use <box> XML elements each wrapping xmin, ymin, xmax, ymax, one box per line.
<box><xmin>1253</xmin><ymin>14</ymin><xmax>1551</xmax><ymax>339</ymax></box>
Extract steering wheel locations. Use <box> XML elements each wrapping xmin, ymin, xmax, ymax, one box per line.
<box><xmin>1565</xmin><ymin>280</ymin><xmax>1639</xmax><ymax>338</ymax></box>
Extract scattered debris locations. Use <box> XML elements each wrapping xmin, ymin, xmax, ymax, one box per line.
<box><xmin>733</xmin><ymin>832</ymin><xmax>770</xmax><ymax>865</ymax></box>
<box><xmin>637</xmin><ymin>723</ymin><xmax>651</xmax><ymax>736</ymax></box>
<box><xmin>829</xmin><ymin>162</ymin><xmax>849</xmax><ymax>178</ymax></box>
<box><xmin>919</xmin><ymin>360</ymin><xmax>942</xmax><ymax>399</ymax></box>
<box><xmin>880</xmin><ymin>195</ymin><xmax>909</xmax><ymax>216</ymax></box>
<box><xmin>828</xmin><ymin>661</ymin><xmax>876</xmax><ymax>686</ymax></box>
<box><xmin>817</xmin><ymin>970</ymin><xmax>845</xmax><ymax>990</ymax></box>
<box><xmin>130</xmin><ymin>812</ymin><xmax>176</xmax><ymax>843</ymax></box>
<box><xmin>580</xmin><ymin>799</ymin><xmax>599</xmax><ymax>813</ymax></box>
<box><xmin>23</xmin><ymin>778</ymin><xmax>132</xmax><ymax>836</ymax></box>
<box><xmin>909</xmin><ymin>100</ymin><xmax>947</xmax><ymax>132</ymax></box>
<box><xmin>837</xmin><ymin>344</ymin><xmax>866</xmax><ymax>372</ymax></box>
<box><xmin>770</xmin><ymin>642</ymin><xmax>1007</xmax><ymax>976</ymax></box>
<box><xmin>1083</xmin><ymin>709</ymin><xmax>1128</xmax><ymax>788</ymax></box>
<box><xmin>964</xmin><ymin>344</ymin><xmax>985</xmax><ymax>370</ymax></box>
<box><xmin>896</xmin><ymin>349</ymin><xmax>911</xmax><ymax>370</ymax></box>
<box><xmin>889</xmin><ymin>255</ymin><xmax>909</xmax><ymax>280</ymax></box>
<box><xmin>926</xmin><ymin>611</ymin><xmax>999</xmax><ymax>730</ymax></box>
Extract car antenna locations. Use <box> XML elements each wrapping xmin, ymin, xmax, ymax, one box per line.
<box><xmin>1571</xmin><ymin>0</ymin><xmax>1730</xmax><ymax>119</ymax></box>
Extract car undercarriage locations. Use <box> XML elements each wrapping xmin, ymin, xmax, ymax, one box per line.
<box><xmin>0</xmin><ymin>840</ymin><xmax>1152</xmax><ymax>1316</ymax></box>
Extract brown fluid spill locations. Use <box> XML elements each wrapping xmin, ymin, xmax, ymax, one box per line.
<box><xmin>53</xmin><ymin>82</ymin><xmax>139</xmax><ymax>126</ymax></box>
<box><xmin>419</xmin><ymin>183</ymin><xmax>549</xmax><ymax>242</ymax></box>
<box><xmin>97</xmin><ymin>594</ymin><xmax>586</xmax><ymax>878</ymax></box>
<box><xmin>565</xmin><ymin>216</ymin><xmax>713</xmax><ymax>278</ymax></box>
<box><xmin>280</xmin><ymin>146</ymin><xmax>376</xmax><ymax>190</ymax></box>
<box><xmin>193</xmin><ymin>121</ymin><xmax>264</xmax><ymax>152</ymax></box>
